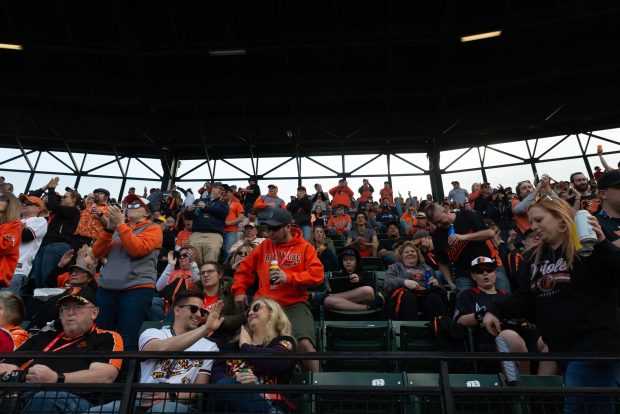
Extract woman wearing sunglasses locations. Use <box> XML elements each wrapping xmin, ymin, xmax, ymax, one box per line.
<box><xmin>152</xmin><ymin>247</ymin><xmax>199</xmax><ymax>321</ymax></box>
<box><xmin>197</xmin><ymin>261</ymin><xmax>243</xmax><ymax>348</ymax></box>
<box><xmin>92</xmin><ymin>194</ymin><xmax>163</xmax><ymax>351</ymax></box>
<box><xmin>223</xmin><ymin>242</ymin><xmax>255</xmax><ymax>278</ymax></box>
<box><xmin>0</xmin><ymin>191</ymin><xmax>21</xmax><ymax>290</ymax></box>
<box><xmin>208</xmin><ymin>298</ymin><xmax>297</xmax><ymax>414</ymax></box>
<box><xmin>483</xmin><ymin>196</ymin><xmax>620</xmax><ymax>412</ymax></box>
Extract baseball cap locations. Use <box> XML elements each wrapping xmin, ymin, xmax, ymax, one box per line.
<box><xmin>124</xmin><ymin>194</ymin><xmax>154</xmax><ymax>212</ymax></box>
<box><xmin>57</xmin><ymin>286</ymin><xmax>97</xmax><ymax>307</ymax></box>
<box><xmin>597</xmin><ymin>170</ymin><xmax>620</xmax><ymax>190</ymax></box>
<box><xmin>470</xmin><ymin>256</ymin><xmax>497</xmax><ymax>270</ymax></box>
<box><xmin>244</xmin><ymin>222</ymin><xmax>257</xmax><ymax>228</ymax></box>
<box><xmin>93</xmin><ymin>188</ymin><xmax>110</xmax><ymax>197</ymax></box>
<box><xmin>385</xmin><ymin>220</ymin><xmax>399</xmax><ymax>229</ymax></box>
<box><xmin>451</xmin><ymin>181</ymin><xmax>459</xmax><ymax>185</ymax></box>
<box><xmin>415</xmin><ymin>212</ymin><xmax>427</xmax><ymax>218</ymax></box>
<box><xmin>268</xmin><ymin>184</ymin><xmax>278</xmax><ymax>189</ymax></box>
<box><xmin>154</xmin><ymin>215</ymin><xmax>166</xmax><ymax>223</ymax></box>
<box><xmin>18</xmin><ymin>194</ymin><xmax>47</xmax><ymax>211</ymax></box>
<box><xmin>263</xmin><ymin>207</ymin><xmax>292</xmax><ymax>226</ymax></box>
<box><xmin>211</xmin><ymin>182</ymin><xmax>225</xmax><ymax>189</ymax></box>
<box><xmin>411</xmin><ymin>230</ymin><xmax>430</xmax><ymax>242</ymax></box>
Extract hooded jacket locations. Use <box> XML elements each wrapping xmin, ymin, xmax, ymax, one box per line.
<box><xmin>232</xmin><ymin>228</ymin><xmax>324</xmax><ymax>307</ymax></box>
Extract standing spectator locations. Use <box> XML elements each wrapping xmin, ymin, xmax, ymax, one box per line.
<box><xmin>447</xmin><ymin>181</ymin><xmax>469</xmax><ymax>206</ymax></box>
<box><xmin>158</xmin><ymin>216</ymin><xmax>177</xmax><ymax>273</ymax></box>
<box><xmin>122</xmin><ymin>186</ymin><xmax>136</xmax><ymax>208</ymax></box>
<box><xmin>329</xmin><ymin>179</ymin><xmax>354</xmax><ymax>212</ymax></box>
<box><xmin>358</xmin><ymin>179</ymin><xmax>374</xmax><ymax>203</ymax></box>
<box><xmin>187</xmin><ymin>182</ymin><xmax>229</xmax><ymax>265</ymax></box>
<box><xmin>594</xmin><ymin>166</ymin><xmax>603</xmax><ymax>181</ymax></box>
<box><xmin>223</xmin><ymin>185</ymin><xmax>245</xmax><ymax>254</ymax></box>
<box><xmin>3</xmin><ymin>194</ymin><xmax>47</xmax><ymax>293</ymax></box>
<box><xmin>72</xmin><ymin>188</ymin><xmax>110</xmax><ymax>250</ymax></box>
<box><xmin>511</xmin><ymin>175</ymin><xmax>555</xmax><ymax>236</ymax></box>
<box><xmin>30</xmin><ymin>177</ymin><xmax>81</xmax><ymax>288</ymax></box>
<box><xmin>175</xmin><ymin>218</ymin><xmax>192</xmax><ymax>251</ymax></box>
<box><xmin>597</xmin><ymin>144</ymin><xmax>617</xmax><ymax>172</ymax></box>
<box><xmin>312</xmin><ymin>184</ymin><xmax>329</xmax><ymax>212</ymax></box>
<box><xmin>232</xmin><ymin>208</ymin><xmax>324</xmax><ymax>372</ymax></box>
<box><xmin>473</xmin><ymin>183</ymin><xmax>493</xmax><ymax>218</ymax></box>
<box><xmin>253</xmin><ymin>184</ymin><xmax>286</xmax><ymax>225</ymax></box>
<box><xmin>379</xmin><ymin>181</ymin><xmax>394</xmax><ymax>206</ymax></box>
<box><xmin>93</xmin><ymin>195</ymin><xmax>163</xmax><ymax>351</ymax></box>
<box><xmin>243</xmin><ymin>176</ymin><xmax>261</xmax><ymax>214</ymax></box>
<box><xmin>287</xmin><ymin>186</ymin><xmax>313</xmax><ymax>240</ymax></box>
<box><xmin>568</xmin><ymin>171</ymin><xmax>601</xmax><ymax>215</ymax></box>
<box><xmin>484</xmin><ymin>188</ymin><xmax>513</xmax><ymax>236</ymax></box>
<box><xmin>345</xmin><ymin>211</ymin><xmax>379</xmax><ymax>257</ymax></box>
<box><xmin>0</xmin><ymin>191</ymin><xmax>22</xmax><ymax>290</ymax></box>
<box><xmin>0</xmin><ymin>291</ymin><xmax>28</xmax><ymax>348</ymax></box>
<box><xmin>596</xmin><ymin>170</ymin><xmax>620</xmax><ymax>249</ymax></box>
<box><xmin>483</xmin><ymin>196</ymin><xmax>620</xmax><ymax>412</ymax></box>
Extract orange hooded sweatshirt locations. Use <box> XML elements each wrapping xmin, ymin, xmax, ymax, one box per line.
<box><xmin>232</xmin><ymin>227</ymin><xmax>324</xmax><ymax>307</ymax></box>
<box><xmin>0</xmin><ymin>221</ymin><xmax>22</xmax><ymax>287</ymax></box>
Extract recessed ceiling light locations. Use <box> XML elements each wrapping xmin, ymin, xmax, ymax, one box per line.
<box><xmin>208</xmin><ymin>49</ymin><xmax>246</xmax><ymax>56</ymax></box>
<box><xmin>0</xmin><ymin>43</ymin><xmax>23</xmax><ymax>50</ymax></box>
<box><xmin>460</xmin><ymin>31</ymin><xmax>502</xmax><ymax>43</ymax></box>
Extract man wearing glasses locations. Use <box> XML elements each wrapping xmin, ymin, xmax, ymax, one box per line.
<box><xmin>89</xmin><ymin>290</ymin><xmax>223</xmax><ymax>413</ymax></box>
<box><xmin>0</xmin><ymin>287</ymin><xmax>123</xmax><ymax>414</ymax></box>
<box><xmin>232</xmin><ymin>207</ymin><xmax>324</xmax><ymax>372</ymax></box>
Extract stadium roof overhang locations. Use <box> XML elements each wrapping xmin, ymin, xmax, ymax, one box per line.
<box><xmin>1</xmin><ymin>1</ymin><xmax>620</xmax><ymax>160</ymax></box>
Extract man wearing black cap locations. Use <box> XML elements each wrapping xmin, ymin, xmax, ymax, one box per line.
<box><xmin>596</xmin><ymin>170</ymin><xmax>620</xmax><ymax>249</ymax></box>
<box><xmin>377</xmin><ymin>221</ymin><xmax>405</xmax><ymax>265</ymax></box>
<box><xmin>72</xmin><ymin>188</ymin><xmax>110</xmax><ymax>250</ymax></box>
<box><xmin>0</xmin><ymin>287</ymin><xmax>123</xmax><ymax>413</ymax></box>
<box><xmin>287</xmin><ymin>186</ymin><xmax>313</xmax><ymax>241</ymax></box>
<box><xmin>187</xmin><ymin>182</ymin><xmax>229</xmax><ymax>265</ymax></box>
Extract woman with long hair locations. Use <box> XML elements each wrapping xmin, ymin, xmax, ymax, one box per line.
<box><xmin>483</xmin><ymin>196</ymin><xmax>620</xmax><ymax>413</ymax></box>
<box><xmin>0</xmin><ymin>191</ymin><xmax>22</xmax><ymax>289</ymax></box>
<box><xmin>208</xmin><ymin>298</ymin><xmax>297</xmax><ymax>413</ymax></box>
<box><xmin>152</xmin><ymin>246</ymin><xmax>199</xmax><ymax>321</ymax></box>
<box><xmin>309</xmin><ymin>225</ymin><xmax>339</xmax><ymax>271</ymax></box>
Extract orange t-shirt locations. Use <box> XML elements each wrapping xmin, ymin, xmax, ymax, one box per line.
<box><xmin>176</xmin><ymin>229</ymin><xmax>192</xmax><ymax>248</ymax></box>
<box><xmin>511</xmin><ymin>198</ymin><xmax>532</xmax><ymax>234</ymax></box>
<box><xmin>204</xmin><ymin>294</ymin><xmax>219</xmax><ymax>311</ymax></box>
<box><xmin>380</xmin><ymin>188</ymin><xmax>394</xmax><ymax>205</ymax></box>
<box><xmin>327</xmin><ymin>215</ymin><xmax>352</xmax><ymax>235</ymax></box>
<box><xmin>75</xmin><ymin>202</ymin><xmax>109</xmax><ymax>240</ymax></box>
<box><xmin>7</xmin><ymin>325</ymin><xmax>29</xmax><ymax>349</ymax></box>
<box><xmin>225</xmin><ymin>200</ymin><xmax>245</xmax><ymax>233</ymax></box>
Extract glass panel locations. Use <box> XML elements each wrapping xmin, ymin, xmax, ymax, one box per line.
<box><xmin>349</xmin><ymin>155</ymin><xmax>387</xmax><ymax>176</ymax></box>
<box><xmin>300</xmin><ymin>157</ymin><xmax>340</xmax><ymax>177</ymax></box>
<box><xmin>260</xmin><ymin>157</ymin><xmax>297</xmax><ymax>178</ymax></box>
<box><xmin>535</xmin><ymin>158</ymin><xmax>587</xmax><ymax>184</ymax></box>
<box><xmin>127</xmin><ymin>158</ymin><xmax>161</xmax><ymax>179</ymax></box>
<box><xmin>539</xmin><ymin>135</ymin><xmax>580</xmax><ymax>160</ymax></box>
<box><xmin>82</xmin><ymin>154</ymin><xmax>124</xmax><ymax>177</ymax></box>
<box><xmin>0</xmin><ymin>153</ymin><xmax>33</xmax><ymax>170</ymax></box>
<box><xmin>345</xmin><ymin>154</ymin><xmax>380</xmax><ymax>173</ymax></box>
<box><xmin>31</xmin><ymin>173</ymin><xmax>77</xmax><ymax>192</ymax></box>
<box><xmin>213</xmin><ymin>158</ymin><xmax>254</xmax><ymax>179</ymax></box>
<box><xmin>442</xmin><ymin>148</ymin><xmax>480</xmax><ymax>172</ymax></box>
<box><xmin>306</xmin><ymin>155</ymin><xmax>342</xmax><ymax>175</ymax></box>
<box><xmin>440</xmin><ymin>148</ymin><xmax>471</xmax><ymax>170</ymax></box>
<box><xmin>176</xmin><ymin>159</ymin><xmax>214</xmax><ymax>180</ymax></box>
<box><xmin>579</xmin><ymin>133</ymin><xmax>620</xmax><ymax>155</ymax></box>
<box><xmin>50</xmin><ymin>151</ymin><xmax>80</xmax><ymax>171</ymax></box>
<box><xmin>487</xmin><ymin>141</ymin><xmax>530</xmax><ymax>159</ymax></box>
<box><xmin>483</xmin><ymin>164</ymin><xmax>536</xmax><ymax>192</ymax></box>
<box><xmin>530</xmin><ymin>135</ymin><xmax>567</xmax><ymax>159</ymax></box>
<box><xmin>591</xmin><ymin>127</ymin><xmax>620</xmax><ymax>144</ymax></box>
<box><xmin>391</xmin><ymin>153</ymin><xmax>428</xmax><ymax>173</ymax></box>
<box><xmin>390</xmin><ymin>175</ymin><xmax>432</xmax><ymax>201</ymax></box>
<box><xmin>483</xmin><ymin>145</ymin><xmax>527</xmax><ymax>167</ymax></box>
<box><xmin>76</xmin><ymin>176</ymin><xmax>123</xmax><ymax>200</ymax></box>
<box><xmin>36</xmin><ymin>152</ymin><xmax>75</xmax><ymax>174</ymax></box>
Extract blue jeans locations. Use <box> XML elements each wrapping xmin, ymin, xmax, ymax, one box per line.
<box><xmin>223</xmin><ymin>231</ymin><xmax>238</xmax><ymax>255</ymax></box>
<box><xmin>0</xmin><ymin>273</ymin><xmax>27</xmax><ymax>294</ymax></box>
<box><xmin>21</xmin><ymin>391</ymin><xmax>92</xmax><ymax>414</ymax></box>
<box><xmin>88</xmin><ymin>399</ymin><xmax>190</xmax><ymax>413</ymax></box>
<box><xmin>96</xmin><ymin>287</ymin><xmax>154</xmax><ymax>351</ymax></box>
<box><xmin>148</xmin><ymin>297</ymin><xmax>174</xmax><ymax>322</ymax></box>
<box><xmin>31</xmin><ymin>242</ymin><xmax>71</xmax><ymax>288</ymax></box>
<box><xmin>562</xmin><ymin>361</ymin><xmax>620</xmax><ymax>414</ymax></box>
<box><xmin>207</xmin><ymin>378</ymin><xmax>273</xmax><ymax>413</ymax></box>
<box><xmin>454</xmin><ymin>266</ymin><xmax>511</xmax><ymax>298</ymax></box>
<box><xmin>300</xmin><ymin>225</ymin><xmax>312</xmax><ymax>241</ymax></box>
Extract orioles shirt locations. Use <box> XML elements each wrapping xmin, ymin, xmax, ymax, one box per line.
<box><xmin>568</xmin><ymin>192</ymin><xmax>601</xmax><ymax>215</ymax></box>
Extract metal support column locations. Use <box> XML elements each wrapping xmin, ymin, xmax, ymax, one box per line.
<box><xmin>428</xmin><ymin>141</ymin><xmax>444</xmax><ymax>202</ymax></box>
<box><xmin>161</xmin><ymin>152</ymin><xmax>178</xmax><ymax>192</ymax></box>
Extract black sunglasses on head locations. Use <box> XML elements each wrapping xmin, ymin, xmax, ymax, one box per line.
<box><xmin>473</xmin><ymin>267</ymin><xmax>495</xmax><ymax>275</ymax></box>
<box><xmin>177</xmin><ymin>304</ymin><xmax>207</xmax><ymax>317</ymax></box>
<box><xmin>179</xmin><ymin>253</ymin><xmax>190</xmax><ymax>259</ymax></box>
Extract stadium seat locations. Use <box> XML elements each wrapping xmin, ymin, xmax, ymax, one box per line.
<box><xmin>139</xmin><ymin>321</ymin><xmax>165</xmax><ymax>335</ymax></box>
<box><xmin>361</xmin><ymin>257</ymin><xmax>386</xmax><ymax>272</ymax></box>
<box><xmin>311</xmin><ymin>371</ymin><xmax>407</xmax><ymax>414</ymax></box>
<box><xmin>374</xmin><ymin>270</ymin><xmax>387</xmax><ymax>292</ymax></box>
<box><xmin>324</xmin><ymin>272</ymin><xmax>383</xmax><ymax>321</ymax></box>
<box><xmin>405</xmin><ymin>373</ymin><xmax>442</xmax><ymax>414</ymax></box>
<box><xmin>449</xmin><ymin>374</ymin><xmax>507</xmax><ymax>414</ymax></box>
<box><xmin>500</xmin><ymin>375</ymin><xmax>564</xmax><ymax>414</ymax></box>
<box><xmin>321</xmin><ymin>320</ymin><xmax>391</xmax><ymax>372</ymax></box>
<box><xmin>288</xmin><ymin>372</ymin><xmax>312</xmax><ymax>414</ymax></box>
<box><xmin>391</xmin><ymin>321</ymin><xmax>438</xmax><ymax>372</ymax></box>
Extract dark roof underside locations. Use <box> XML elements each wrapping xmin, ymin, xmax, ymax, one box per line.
<box><xmin>1</xmin><ymin>0</ymin><xmax>620</xmax><ymax>159</ymax></box>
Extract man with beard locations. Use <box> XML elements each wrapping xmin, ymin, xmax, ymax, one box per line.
<box><xmin>377</xmin><ymin>221</ymin><xmax>405</xmax><ymax>265</ymax></box>
<box><xmin>568</xmin><ymin>172</ymin><xmax>601</xmax><ymax>215</ymax></box>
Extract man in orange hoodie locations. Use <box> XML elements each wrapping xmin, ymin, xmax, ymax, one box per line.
<box><xmin>329</xmin><ymin>179</ymin><xmax>354</xmax><ymax>212</ymax></box>
<box><xmin>232</xmin><ymin>207</ymin><xmax>324</xmax><ymax>372</ymax></box>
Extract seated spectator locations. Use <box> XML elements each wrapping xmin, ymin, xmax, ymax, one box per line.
<box><xmin>324</xmin><ymin>246</ymin><xmax>383</xmax><ymax>312</ymax></box>
<box><xmin>72</xmin><ymin>188</ymin><xmax>110</xmax><ymax>250</ymax></box>
<box><xmin>236</xmin><ymin>208</ymin><xmax>259</xmax><ymax>241</ymax></box>
<box><xmin>0</xmin><ymin>287</ymin><xmax>123</xmax><ymax>414</ymax></box>
<box><xmin>27</xmin><ymin>246</ymin><xmax>99</xmax><ymax>333</ymax></box>
<box><xmin>254</xmin><ymin>184</ymin><xmax>286</xmax><ymax>224</ymax></box>
<box><xmin>312</xmin><ymin>205</ymin><xmax>329</xmax><ymax>228</ymax></box>
<box><xmin>93</xmin><ymin>195</ymin><xmax>163</xmax><ymax>351</ymax></box>
<box><xmin>345</xmin><ymin>212</ymin><xmax>379</xmax><ymax>257</ymax></box>
<box><xmin>0</xmin><ymin>327</ymin><xmax>13</xmax><ymax>352</ymax></box>
<box><xmin>229</xmin><ymin>222</ymin><xmax>265</xmax><ymax>253</ymax></box>
<box><xmin>175</xmin><ymin>218</ymin><xmax>192</xmax><ymax>251</ymax></box>
<box><xmin>197</xmin><ymin>262</ymin><xmax>244</xmax><ymax>347</ymax></box>
<box><xmin>151</xmin><ymin>247</ymin><xmax>199</xmax><ymax>322</ymax></box>
<box><xmin>326</xmin><ymin>205</ymin><xmax>352</xmax><ymax>236</ymax></box>
<box><xmin>30</xmin><ymin>177</ymin><xmax>81</xmax><ymax>288</ymax></box>
<box><xmin>208</xmin><ymin>298</ymin><xmax>297</xmax><ymax>414</ymax></box>
<box><xmin>385</xmin><ymin>242</ymin><xmax>446</xmax><ymax>321</ymax></box>
<box><xmin>0</xmin><ymin>191</ymin><xmax>23</xmax><ymax>290</ymax></box>
<box><xmin>399</xmin><ymin>204</ymin><xmax>418</xmax><ymax>235</ymax></box>
<box><xmin>377</xmin><ymin>221</ymin><xmax>406</xmax><ymax>266</ymax></box>
<box><xmin>88</xmin><ymin>290</ymin><xmax>222</xmax><ymax>414</ymax></box>
<box><xmin>454</xmin><ymin>257</ymin><xmax>554</xmax><ymax>375</ymax></box>
<box><xmin>0</xmin><ymin>291</ymin><xmax>28</xmax><ymax>349</ymax></box>
<box><xmin>375</xmin><ymin>201</ymin><xmax>398</xmax><ymax>231</ymax></box>
<box><xmin>309</xmin><ymin>225</ymin><xmax>339</xmax><ymax>271</ymax></box>
<box><xmin>223</xmin><ymin>242</ymin><xmax>255</xmax><ymax>278</ymax></box>
<box><xmin>3</xmin><ymin>194</ymin><xmax>48</xmax><ymax>294</ymax></box>
<box><xmin>312</xmin><ymin>185</ymin><xmax>329</xmax><ymax>213</ymax></box>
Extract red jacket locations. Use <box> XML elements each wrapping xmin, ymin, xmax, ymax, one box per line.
<box><xmin>0</xmin><ymin>221</ymin><xmax>22</xmax><ymax>287</ymax></box>
<box><xmin>232</xmin><ymin>228</ymin><xmax>324</xmax><ymax>307</ymax></box>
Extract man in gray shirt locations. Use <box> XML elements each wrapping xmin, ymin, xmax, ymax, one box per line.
<box><xmin>447</xmin><ymin>181</ymin><xmax>469</xmax><ymax>206</ymax></box>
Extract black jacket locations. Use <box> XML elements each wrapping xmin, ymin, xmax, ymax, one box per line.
<box><xmin>287</xmin><ymin>195</ymin><xmax>312</xmax><ymax>226</ymax></box>
<box><xmin>31</xmin><ymin>186</ymin><xmax>80</xmax><ymax>245</ymax></box>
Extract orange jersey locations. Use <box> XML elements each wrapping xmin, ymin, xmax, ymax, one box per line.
<box><xmin>225</xmin><ymin>200</ymin><xmax>245</xmax><ymax>233</ymax></box>
<box><xmin>176</xmin><ymin>229</ymin><xmax>192</xmax><ymax>249</ymax></box>
<box><xmin>232</xmin><ymin>228</ymin><xmax>324</xmax><ymax>307</ymax></box>
<box><xmin>0</xmin><ymin>221</ymin><xmax>22</xmax><ymax>287</ymax></box>
<box><xmin>511</xmin><ymin>198</ymin><xmax>532</xmax><ymax>234</ymax></box>
<box><xmin>327</xmin><ymin>215</ymin><xmax>352</xmax><ymax>235</ymax></box>
<box><xmin>329</xmin><ymin>185</ymin><xmax>354</xmax><ymax>208</ymax></box>
<box><xmin>93</xmin><ymin>220</ymin><xmax>163</xmax><ymax>259</ymax></box>
<box><xmin>7</xmin><ymin>325</ymin><xmax>29</xmax><ymax>349</ymax></box>
<box><xmin>380</xmin><ymin>188</ymin><xmax>394</xmax><ymax>205</ymax></box>
<box><xmin>75</xmin><ymin>202</ymin><xmax>109</xmax><ymax>240</ymax></box>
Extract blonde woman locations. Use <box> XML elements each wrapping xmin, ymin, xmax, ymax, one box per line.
<box><xmin>209</xmin><ymin>298</ymin><xmax>296</xmax><ymax>413</ymax></box>
<box><xmin>483</xmin><ymin>196</ymin><xmax>620</xmax><ymax>412</ymax></box>
<box><xmin>0</xmin><ymin>191</ymin><xmax>22</xmax><ymax>289</ymax></box>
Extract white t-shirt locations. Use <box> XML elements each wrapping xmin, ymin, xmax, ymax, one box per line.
<box><xmin>138</xmin><ymin>326</ymin><xmax>218</xmax><ymax>384</ymax></box>
<box><xmin>16</xmin><ymin>217</ymin><xmax>48</xmax><ymax>275</ymax></box>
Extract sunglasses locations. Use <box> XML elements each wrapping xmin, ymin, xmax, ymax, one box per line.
<box><xmin>177</xmin><ymin>304</ymin><xmax>207</xmax><ymax>317</ymax></box>
<box><xmin>179</xmin><ymin>253</ymin><xmax>190</xmax><ymax>259</ymax></box>
<box><xmin>473</xmin><ymin>267</ymin><xmax>495</xmax><ymax>275</ymax></box>
<box><xmin>22</xmin><ymin>202</ymin><xmax>36</xmax><ymax>206</ymax></box>
<box><xmin>245</xmin><ymin>302</ymin><xmax>266</xmax><ymax>318</ymax></box>
<box><xmin>267</xmin><ymin>224</ymin><xmax>286</xmax><ymax>232</ymax></box>
<box><xmin>126</xmin><ymin>202</ymin><xmax>143</xmax><ymax>209</ymax></box>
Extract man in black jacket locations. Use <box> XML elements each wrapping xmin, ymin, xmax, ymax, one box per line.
<box><xmin>287</xmin><ymin>186</ymin><xmax>313</xmax><ymax>241</ymax></box>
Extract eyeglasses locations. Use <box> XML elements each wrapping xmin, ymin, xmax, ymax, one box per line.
<box><xmin>59</xmin><ymin>304</ymin><xmax>95</xmax><ymax>314</ymax></box>
<box><xmin>21</xmin><ymin>202</ymin><xmax>36</xmax><ymax>207</ymax></box>
<box><xmin>126</xmin><ymin>202</ymin><xmax>143</xmax><ymax>210</ymax></box>
<box><xmin>200</xmin><ymin>269</ymin><xmax>217</xmax><ymax>275</ymax></box>
<box><xmin>473</xmin><ymin>267</ymin><xmax>495</xmax><ymax>275</ymax></box>
<box><xmin>179</xmin><ymin>253</ymin><xmax>190</xmax><ymax>259</ymax></box>
<box><xmin>236</xmin><ymin>251</ymin><xmax>249</xmax><ymax>257</ymax></box>
<box><xmin>245</xmin><ymin>302</ymin><xmax>267</xmax><ymax>318</ymax></box>
<box><xmin>176</xmin><ymin>304</ymin><xmax>207</xmax><ymax>317</ymax></box>
<box><xmin>267</xmin><ymin>224</ymin><xmax>286</xmax><ymax>232</ymax></box>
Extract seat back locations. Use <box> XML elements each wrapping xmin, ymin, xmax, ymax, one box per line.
<box><xmin>392</xmin><ymin>321</ymin><xmax>438</xmax><ymax>372</ymax></box>
<box><xmin>448</xmin><ymin>374</ymin><xmax>509</xmax><ymax>414</ymax></box>
<box><xmin>361</xmin><ymin>257</ymin><xmax>386</xmax><ymax>272</ymax></box>
<box><xmin>322</xmin><ymin>321</ymin><xmax>391</xmax><ymax>371</ymax></box>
